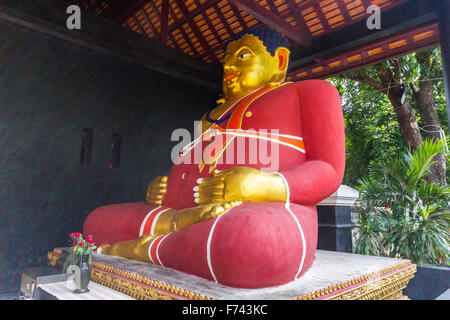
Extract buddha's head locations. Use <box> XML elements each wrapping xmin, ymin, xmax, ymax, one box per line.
<box><xmin>222</xmin><ymin>27</ymin><xmax>290</xmax><ymax>101</ymax></box>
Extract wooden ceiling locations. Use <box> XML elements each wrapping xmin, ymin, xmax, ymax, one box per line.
<box><xmin>75</xmin><ymin>0</ymin><xmax>441</xmax><ymax>80</ymax></box>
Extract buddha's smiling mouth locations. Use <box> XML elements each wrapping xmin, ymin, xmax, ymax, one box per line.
<box><xmin>224</xmin><ymin>73</ymin><xmax>240</xmax><ymax>82</ymax></box>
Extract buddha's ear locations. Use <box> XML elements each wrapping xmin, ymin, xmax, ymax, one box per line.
<box><xmin>275</xmin><ymin>47</ymin><xmax>290</xmax><ymax>73</ymax></box>
<box><xmin>270</xmin><ymin>47</ymin><xmax>290</xmax><ymax>85</ymax></box>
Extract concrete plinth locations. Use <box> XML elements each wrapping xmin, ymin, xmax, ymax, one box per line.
<box><xmin>48</xmin><ymin>248</ymin><xmax>415</xmax><ymax>300</ymax></box>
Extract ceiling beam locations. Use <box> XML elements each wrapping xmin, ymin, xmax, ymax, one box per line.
<box><xmin>140</xmin><ymin>3</ymin><xmax>178</xmax><ymax>48</ymax></box>
<box><xmin>285</xmin><ymin>0</ymin><xmax>312</xmax><ymax>40</ymax></box>
<box><xmin>288</xmin><ymin>0</ymin><xmax>439</xmax><ymax>76</ymax></box>
<box><xmin>160</xmin><ymin>0</ymin><xmax>169</xmax><ymax>43</ymax></box>
<box><xmin>228</xmin><ymin>0</ymin><xmax>311</xmax><ymax>46</ymax></box>
<box><xmin>111</xmin><ymin>0</ymin><xmax>147</xmax><ymax>25</ymax></box>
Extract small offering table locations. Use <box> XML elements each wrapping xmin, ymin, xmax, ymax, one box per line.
<box><xmin>48</xmin><ymin>249</ymin><xmax>416</xmax><ymax>300</ymax></box>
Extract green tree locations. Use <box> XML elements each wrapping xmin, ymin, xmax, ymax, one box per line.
<box><xmin>329</xmin><ymin>46</ymin><xmax>448</xmax><ymax>187</ymax></box>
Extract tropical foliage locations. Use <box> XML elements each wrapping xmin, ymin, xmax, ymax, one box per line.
<box><xmin>353</xmin><ymin>139</ymin><xmax>450</xmax><ymax>266</ymax></box>
<box><xmin>329</xmin><ymin>46</ymin><xmax>449</xmax><ymax>187</ymax></box>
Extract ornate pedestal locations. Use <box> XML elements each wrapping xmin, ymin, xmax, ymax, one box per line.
<box><xmin>317</xmin><ymin>185</ymin><xmax>359</xmax><ymax>253</ymax></box>
<box><xmin>48</xmin><ymin>248</ymin><xmax>416</xmax><ymax>300</ymax></box>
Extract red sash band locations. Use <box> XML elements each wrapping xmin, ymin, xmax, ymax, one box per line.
<box><xmin>148</xmin><ymin>234</ymin><xmax>169</xmax><ymax>266</ymax></box>
<box><xmin>139</xmin><ymin>206</ymin><xmax>170</xmax><ymax>237</ymax></box>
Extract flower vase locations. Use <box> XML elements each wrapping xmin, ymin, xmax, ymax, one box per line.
<box><xmin>73</xmin><ymin>254</ymin><xmax>91</xmax><ymax>294</ymax></box>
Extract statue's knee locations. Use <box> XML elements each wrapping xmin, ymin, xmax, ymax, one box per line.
<box><xmin>207</xmin><ymin>205</ymin><xmax>311</xmax><ymax>287</ymax></box>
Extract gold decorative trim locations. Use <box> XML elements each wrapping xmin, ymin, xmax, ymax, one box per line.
<box><xmin>47</xmin><ymin>248</ymin><xmax>63</xmax><ymax>266</ymax></box>
<box><xmin>90</xmin><ymin>262</ymin><xmax>214</xmax><ymax>300</ymax></box>
<box><xmin>294</xmin><ymin>261</ymin><xmax>416</xmax><ymax>300</ymax></box>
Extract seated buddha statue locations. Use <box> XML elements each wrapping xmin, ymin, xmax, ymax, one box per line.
<box><xmin>83</xmin><ymin>27</ymin><xmax>345</xmax><ymax>289</ymax></box>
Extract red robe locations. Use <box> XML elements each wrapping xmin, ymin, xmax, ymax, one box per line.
<box><xmin>83</xmin><ymin>80</ymin><xmax>345</xmax><ymax>288</ymax></box>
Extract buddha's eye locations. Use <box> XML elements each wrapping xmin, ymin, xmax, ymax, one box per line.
<box><xmin>238</xmin><ymin>52</ymin><xmax>250</xmax><ymax>60</ymax></box>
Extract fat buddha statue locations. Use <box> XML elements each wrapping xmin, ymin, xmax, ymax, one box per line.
<box><xmin>83</xmin><ymin>28</ymin><xmax>345</xmax><ymax>289</ymax></box>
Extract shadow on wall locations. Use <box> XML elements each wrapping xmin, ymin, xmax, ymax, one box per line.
<box><xmin>0</xmin><ymin>21</ymin><xmax>216</xmax><ymax>292</ymax></box>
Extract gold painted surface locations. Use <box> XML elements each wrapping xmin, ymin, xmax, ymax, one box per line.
<box><xmin>196</xmin><ymin>167</ymin><xmax>287</xmax><ymax>205</ymax></box>
<box><xmin>47</xmin><ymin>249</ymin><xmax>61</xmax><ymax>266</ymax></box>
<box><xmin>90</xmin><ymin>262</ymin><xmax>213</xmax><ymax>300</ymax></box>
<box><xmin>145</xmin><ymin>176</ymin><xmax>168</xmax><ymax>206</ymax></box>
<box><xmin>222</xmin><ymin>34</ymin><xmax>289</xmax><ymax>103</ymax></box>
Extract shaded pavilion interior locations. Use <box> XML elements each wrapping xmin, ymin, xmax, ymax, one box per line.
<box><xmin>77</xmin><ymin>0</ymin><xmax>446</xmax><ymax>82</ymax></box>
<box><xmin>0</xmin><ymin>0</ymin><xmax>448</xmax><ymax>295</ymax></box>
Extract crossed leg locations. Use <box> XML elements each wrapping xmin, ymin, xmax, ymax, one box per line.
<box><xmin>85</xmin><ymin>201</ymin><xmax>317</xmax><ymax>288</ymax></box>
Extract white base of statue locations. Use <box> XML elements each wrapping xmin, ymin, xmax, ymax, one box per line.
<box><xmin>48</xmin><ymin>248</ymin><xmax>415</xmax><ymax>300</ymax></box>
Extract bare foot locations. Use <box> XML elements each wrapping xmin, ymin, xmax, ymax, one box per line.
<box><xmin>97</xmin><ymin>243</ymin><xmax>111</xmax><ymax>254</ymax></box>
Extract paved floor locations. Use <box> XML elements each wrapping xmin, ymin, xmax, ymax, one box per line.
<box><xmin>0</xmin><ymin>291</ymin><xmax>19</xmax><ymax>300</ymax></box>
<box><xmin>435</xmin><ymin>289</ymin><xmax>450</xmax><ymax>300</ymax></box>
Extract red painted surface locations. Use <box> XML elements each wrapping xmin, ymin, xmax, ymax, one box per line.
<box><xmin>84</xmin><ymin>80</ymin><xmax>345</xmax><ymax>288</ymax></box>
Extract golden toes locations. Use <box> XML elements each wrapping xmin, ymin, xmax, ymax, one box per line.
<box><xmin>210</xmin><ymin>200</ymin><xmax>243</xmax><ymax>217</ymax></box>
<box><xmin>98</xmin><ymin>243</ymin><xmax>111</xmax><ymax>255</ymax></box>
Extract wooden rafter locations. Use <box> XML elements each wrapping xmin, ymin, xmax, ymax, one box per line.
<box><xmin>140</xmin><ymin>3</ymin><xmax>179</xmax><ymax>49</ymax></box>
<box><xmin>312</xmin><ymin>3</ymin><xmax>331</xmax><ymax>33</ymax></box>
<box><xmin>168</xmin><ymin>4</ymin><xmax>201</xmax><ymax>56</ymax></box>
<box><xmin>160</xmin><ymin>0</ymin><xmax>169</xmax><ymax>43</ymax></box>
<box><xmin>228</xmin><ymin>3</ymin><xmax>248</xmax><ymax>30</ymax></box>
<box><xmin>77</xmin><ymin>0</ymin><xmax>429</xmax><ymax>76</ymax></box>
<box><xmin>173</xmin><ymin>0</ymin><xmax>220</xmax><ymax>64</ymax></box>
<box><xmin>335</xmin><ymin>0</ymin><xmax>352</xmax><ymax>24</ymax></box>
<box><xmin>140</xmin><ymin>7</ymin><xmax>159</xmax><ymax>37</ymax></box>
<box><xmin>196</xmin><ymin>3</ymin><xmax>242</xmax><ymax>61</ymax></box>
<box><xmin>228</xmin><ymin>0</ymin><xmax>311</xmax><ymax>46</ymax></box>
<box><xmin>214</xmin><ymin>2</ymin><xmax>236</xmax><ymax>39</ymax></box>
<box><xmin>131</xmin><ymin>15</ymin><xmax>148</xmax><ymax>36</ymax></box>
<box><xmin>113</xmin><ymin>0</ymin><xmax>147</xmax><ymax>25</ymax></box>
<box><xmin>285</xmin><ymin>0</ymin><xmax>312</xmax><ymax>40</ymax></box>
<box><xmin>168</xmin><ymin>0</ymin><xmax>221</xmax><ymax>34</ymax></box>
<box><xmin>193</xmin><ymin>0</ymin><xmax>224</xmax><ymax>48</ymax></box>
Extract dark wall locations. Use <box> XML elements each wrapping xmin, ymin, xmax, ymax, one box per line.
<box><xmin>0</xmin><ymin>20</ymin><xmax>217</xmax><ymax>291</ymax></box>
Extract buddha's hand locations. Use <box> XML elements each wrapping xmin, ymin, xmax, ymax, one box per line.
<box><xmin>145</xmin><ymin>176</ymin><xmax>168</xmax><ymax>205</ymax></box>
<box><xmin>194</xmin><ymin>167</ymin><xmax>287</xmax><ymax>205</ymax></box>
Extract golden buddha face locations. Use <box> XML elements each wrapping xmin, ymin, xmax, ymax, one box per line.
<box><xmin>222</xmin><ymin>34</ymin><xmax>290</xmax><ymax>101</ymax></box>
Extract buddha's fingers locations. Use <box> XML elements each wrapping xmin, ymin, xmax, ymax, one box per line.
<box><xmin>197</xmin><ymin>180</ymin><xmax>224</xmax><ymax>192</ymax></box>
<box><xmin>147</xmin><ymin>199</ymin><xmax>162</xmax><ymax>205</ymax></box>
<box><xmin>148</xmin><ymin>188</ymin><xmax>167</xmax><ymax>197</ymax></box>
<box><xmin>197</xmin><ymin>197</ymin><xmax>224</xmax><ymax>205</ymax></box>
<box><xmin>196</xmin><ymin>191</ymin><xmax>223</xmax><ymax>197</ymax></box>
<box><xmin>198</xmin><ymin>176</ymin><xmax>225</xmax><ymax>185</ymax></box>
<box><xmin>212</xmin><ymin>169</ymin><xmax>235</xmax><ymax>177</ymax></box>
<box><xmin>196</xmin><ymin>194</ymin><xmax>224</xmax><ymax>205</ymax></box>
<box><xmin>150</xmin><ymin>181</ymin><xmax>167</xmax><ymax>189</ymax></box>
<box><xmin>195</xmin><ymin>183</ymin><xmax>224</xmax><ymax>193</ymax></box>
<box><xmin>148</xmin><ymin>194</ymin><xmax>164</xmax><ymax>200</ymax></box>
